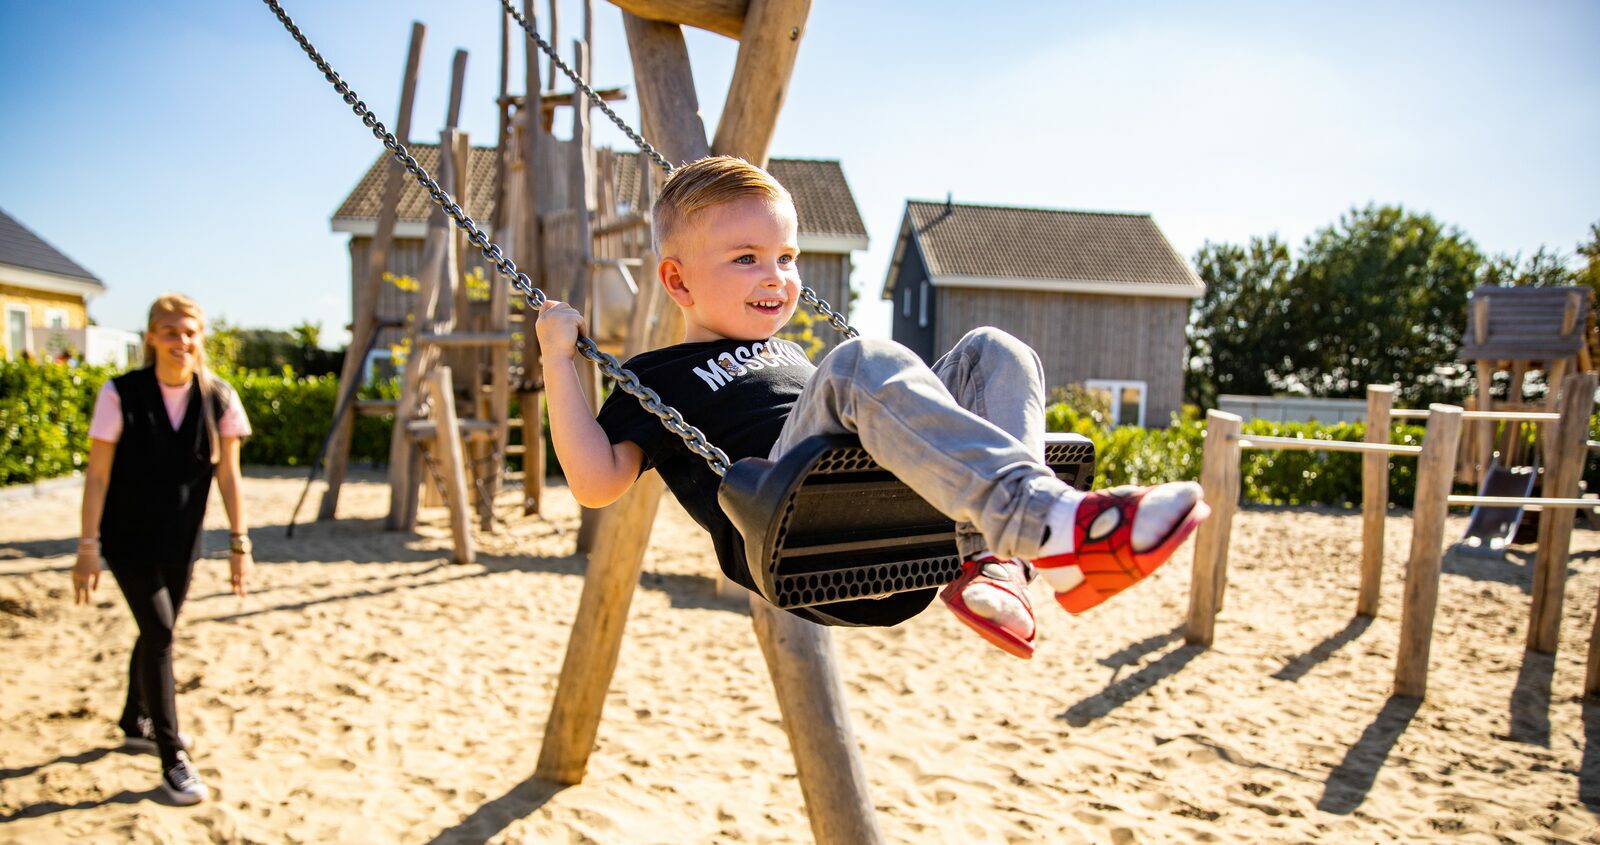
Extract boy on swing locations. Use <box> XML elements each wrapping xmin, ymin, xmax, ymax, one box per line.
<box><xmin>536</xmin><ymin>156</ymin><xmax>1208</xmax><ymax>658</ymax></box>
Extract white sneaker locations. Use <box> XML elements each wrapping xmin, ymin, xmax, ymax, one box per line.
<box><xmin>161</xmin><ymin>751</ymin><xmax>209</xmax><ymax>806</ymax></box>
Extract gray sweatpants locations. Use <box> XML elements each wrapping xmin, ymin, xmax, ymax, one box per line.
<box><xmin>768</xmin><ymin>327</ymin><xmax>1068</xmax><ymax>561</ymax></box>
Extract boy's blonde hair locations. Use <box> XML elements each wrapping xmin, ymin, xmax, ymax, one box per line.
<box><xmin>651</xmin><ymin>155</ymin><xmax>792</xmax><ymax>255</ymax></box>
<box><xmin>144</xmin><ymin>292</ymin><xmax>223</xmax><ymax>464</ymax></box>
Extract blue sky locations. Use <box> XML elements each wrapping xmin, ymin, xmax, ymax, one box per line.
<box><xmin>2</xmin><ymin>1</ymin><xmax>1596</xmax><ymax>344</ymax></box>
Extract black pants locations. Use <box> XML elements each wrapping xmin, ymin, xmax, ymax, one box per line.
<box><xmin>107</xmin><ymin>554</ymin><xmax>196</xmax><ymax>767</ymax></box>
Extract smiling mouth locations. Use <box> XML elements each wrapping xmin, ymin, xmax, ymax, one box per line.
<box><xmin>749</xmin><ymin>299</ymin><xmax>786</xmax><ymax>314</ymax></box>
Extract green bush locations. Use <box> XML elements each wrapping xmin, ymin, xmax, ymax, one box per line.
<box><xmin>0</xmin><ymin>360</ymin><xmax>113</xmax><ymax>485</ymax></box>
<box><xmin>227</xmin><ymin>368</ymin><xmax>396</xmax><ymax>467</ymax></box>
<box><xmin>1045</xmin><ymin>405</ymin><xmax>1427</xmax><ymax>507</ymax></box>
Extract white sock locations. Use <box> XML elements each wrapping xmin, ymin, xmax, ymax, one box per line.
<box><xmin>1036</xmin><ymin>491</ymin><xmax>1083</xmax><ymax>558</ymax></box>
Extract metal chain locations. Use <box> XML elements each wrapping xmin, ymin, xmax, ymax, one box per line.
<box><xmin>497</xmin><ymin>0</ymin><xmax>860</xmax><ymax>342</ymax></box>
<box><xmin>260</xmin><ymin>0</ymin><xmax>732</xmax><ymax>475</ymax></box>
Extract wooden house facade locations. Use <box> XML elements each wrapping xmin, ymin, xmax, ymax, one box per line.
<box><xmin>0</xmin><ymin>207</ymin><xmax>140</xmax><ymax>366</ymax></box>
<box><xmin>331</xmin><ymin>147</ymin><xmax>868</xmax><ymax>372</ymax></box>
<box><xmin>882</xmin><ymin>201</ymin><xmax>1203</xmax><ymax>427</ymax></box>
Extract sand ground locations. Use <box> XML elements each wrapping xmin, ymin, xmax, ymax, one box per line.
<box><xmin>3</xmin><ymin>468</ymin><xmax>1600</xmax><ymax>843</ymax></box>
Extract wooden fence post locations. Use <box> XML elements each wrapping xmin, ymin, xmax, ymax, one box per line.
<box><xmin>1359</xmin><ymin>385</ymin><xmax>1395</xmax><ymax>617</ymax></box>
<box><xmin>424</xmin><ymin>367</ymin><xmax>475</xmax><ymax>565</ymax></box>
<box><xmin>1394</xmin><ymin>404</ymin><xmax>1462</xmax><ymax>698</ymax></box>
<box><xmin>1528</xmin><ymin>372</ymin><xmax>1598</xmax><ymax>653</ymax></box>
<box><xmin>1185</xmin><ymin>410</ymin><xmax>1241</xmax><ymax>647</ymax></box>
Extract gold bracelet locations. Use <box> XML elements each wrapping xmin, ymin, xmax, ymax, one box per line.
<box><xmin>229</xmin><ymin>534</ymin><xmax>252</xmax><ymax>555</ymax></box>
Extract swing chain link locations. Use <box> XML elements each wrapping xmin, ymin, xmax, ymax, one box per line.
<box><xmin>498</xmin><ymin>0</ymin><xmax>675</xmax><ymax>176</ymax></box>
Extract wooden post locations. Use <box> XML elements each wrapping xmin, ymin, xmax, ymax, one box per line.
<box><xmin>711</xmin><ymin>0</ymin><xmax>810</xmax><ymax>166</ymax></box>
<box><xmin>749</xmin><ymin>596</ymin><xmax>881</xmax><ymax>845</ymax></box>
<box><xmin>1394</xmin><ymin>404</ymin><xmax>1463</xmax><ymax>699</ymax></box>
<box><xmin>320</xmin><ymin>21</ymin><xmax>424</xmax><ymax>521</ymax></box>
<box><xmin>425</xmin><ymin>367</ymin><xmax>476</xmax><ymax>565</ymax></box>
<box><xmin>535</xmin><ymin>471</ymin><xmax>667</xmax><ymax>783</ymax></box>
<box><xmin>609</xmin><ymin>0</ymin><xmax>747</xmax><ymax>39</ymax></box>
<box><xmin>520</xmin><ymin>0</ymin><xmax>548</xmax><ymax>517</ymax></box>
<box><xmin>1528</xmin><ymin>373</ymin><xmax>1598</xmax><ymax>654</ymax></box>
<box><xmin>385</xmin><ymin>127</ymin><xmax>461</xmax><ymax>530</ymax></box>
<box><xmin>571</xmin><ymin>37</ymin><xmax>606</xmax><ymax>554</ymax></box>
<box><xmin>537</xmin><ymin>14</ymin><xmax>710</xmax><ymax>787</ymax></box>
<box><xmin>1185</xmin><ymin>411</ymin><xmax>1242</xmax><ymax>647</ymax></box>
<box><xmin>1358</xmin><ymin>385</ymin><xmax>1395</xmax><ymax>617</ymax></box>
<box><xmin>1585</xmin><ymin>588</ymin><xmax>1600</xmax><ymax>698</ymax></box>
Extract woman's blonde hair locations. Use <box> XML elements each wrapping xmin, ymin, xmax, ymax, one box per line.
<box><xmin>145</xmin><ymin>293</ymin><xmax>222</xmax><ymax>464</ymax></box>
<box><xmin>651</xmin><ymin>155</ymin><xmax>792</xmax><ymax>254</ymax></box>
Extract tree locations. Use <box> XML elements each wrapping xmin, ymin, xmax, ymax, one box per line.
<box><xmin>1274</xmin><ymin>205</ymin><xmax>1482</xmax><ymax>405</ymax></box>
<box><xmin>1185</xmin><ymin>235</ymin><xmax>1293</xmax><ymax>407</ymax></box>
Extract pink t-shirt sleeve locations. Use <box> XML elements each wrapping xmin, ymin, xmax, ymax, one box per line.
<box><xmin>219</xmin><ymin>387</ymin><xmax>251</xmax><ymax>438</ymax></box>
<box><xmin>88</xmin><ymin>381</ymin><xmax>122</xmax><ymax>443</ymax></box>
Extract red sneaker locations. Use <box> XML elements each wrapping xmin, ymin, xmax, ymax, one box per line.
<box><xmin>1034</xmin><ymin>483</ymin><xmax>1209</xmax><ymax>614</ymax></box>
<box><xmin>939</xmin><ymin>555</ymin><xmax>1036</xmax><ymax>659</ymax></box>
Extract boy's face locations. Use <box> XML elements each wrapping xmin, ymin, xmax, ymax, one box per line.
<box><xmin>659</xmin><ymin>195</ymin><xmax>801</xmax><ymax>343</ymax></box>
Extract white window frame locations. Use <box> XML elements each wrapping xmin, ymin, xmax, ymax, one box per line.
<box><xmin>45</xmin><ymin>307</ymin><xmax>68</xmax><ymax>330</ymax></box>
<box><xmin>4</xmin><ymin>304</ymin><xmax>30</xmax><ymax>359</ymax></box>
<box><xmin>1085</xmin><ymin>378</ymin><xmax>1148</xmax><ymax>427</ymax></box>
<box><xmin>918</xmin><ymin>279</ymin><xmax>929</xmax><ymax>328</ymax></box>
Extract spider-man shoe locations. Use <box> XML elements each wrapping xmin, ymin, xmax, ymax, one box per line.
<box><xmin>939</xmin><ymin>555</ymin><xmax>1036</xmax><ymax>659</ymax></box>
<box><xmin>1033</xmin><ymin>482</ymin><xmax>1208</xmax><ymax>614</ymax></box>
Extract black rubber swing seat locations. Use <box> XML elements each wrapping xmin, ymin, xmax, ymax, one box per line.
<box><xmin>717</xmin><ymin>432</ymin><xmax>1095</xmax><ymax>620</ymax></box>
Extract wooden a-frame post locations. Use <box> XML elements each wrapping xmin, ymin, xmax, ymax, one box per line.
<box><xmin>536</xmin><ymin>4</ymin><xmax>884</xmax><ymax>843</ymax></box>
<box><xmin>319</xmin><ymin>22</ymin><xmax>425</xmax><ymax>521</ymax></box>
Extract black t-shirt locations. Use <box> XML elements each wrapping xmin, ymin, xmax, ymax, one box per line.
<box><xmin>598</xmin><ymin>338</ymin><xmax>816</xmax><ymax>595</ymax></box>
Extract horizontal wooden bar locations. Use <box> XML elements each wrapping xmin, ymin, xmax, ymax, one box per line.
<box><xmin>416</xmin><ymin>332</ymin><xmax>515</xmax><ymax>347</ymax></box>
<box><xmin>1234</xmin><ymin>435</ymin><xmax>1423</xmax><ymax>455</ymax></box>
<box><xmin>408</xmin><ymin>418</ymin><xmax>497</xmax><ymax>440</ymax></box>
<box><xmin>1459</xmin><ymin>410</ymin><xmax>1560</xmax><ymax>422</ymax></box>
<box><xmin>1447</xmin><ymin>495</ymin><xmax>1598</xmax><ymax>509</ymax></box>
<box><xmin>592</xmin><ymin>211</ymin><xmax>649</xmax><ymax>238</ymax></box>
<box><xmin>1395</xmin><ymin>403</ymin><xmax>1555</xmax><ymax>419</ymax></box>
<box><xmin>354</xmin><ymin>399</ymin><xmax>397</xmax><ymax>416</ymax></box>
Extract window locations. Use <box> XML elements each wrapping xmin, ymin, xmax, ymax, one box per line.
<box><xmin>1085</xmin><ymin>379</ymin><xmax>1148</xmax><ymax>427</ymax></box>
<box><xmin>902</xmin><ymin>286</ymin><xmax>911</xmax><ymax>318</ymax></box>
<box><xmin>918</xmin><ymin>280</ymin><xmax>929</xmax><ymax>328</ymax></box>
<box><xmin>4</xmin><ymin>305</ymin><xmax>28</xmax><ymax>359</ymax></box>
<box><xmin>45</xmin><ymin>308</ymin><xmax>67</xmax><ymax>329</ymax></box>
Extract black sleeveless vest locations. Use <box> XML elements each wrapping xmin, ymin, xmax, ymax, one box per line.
<box><xmin>100</xmin><ymin>368</ymin><xmax>229</xmax><ymax>565</ymax></box>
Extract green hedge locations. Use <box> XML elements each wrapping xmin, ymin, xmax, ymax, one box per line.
<box><xmin>0</xmin><ymin>360</ymin><xmax>111</xmax><ymax>484</ymax></box>
<box><xmin>0</xmin><ymin>360</ymin><xmax>397</xmax><ymax>484</ymax></box>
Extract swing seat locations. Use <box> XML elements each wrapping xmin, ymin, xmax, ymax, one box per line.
<box><xmin>718</xmin><ymin>433</ymin><xmax>1095</xmax><ymax>621</ymax></box>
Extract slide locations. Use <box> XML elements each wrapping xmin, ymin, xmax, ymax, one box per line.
<box><xmin>1457</xmin><ymin>460</ymin><xmax>1539</xmax><ymax>555</ymax></box>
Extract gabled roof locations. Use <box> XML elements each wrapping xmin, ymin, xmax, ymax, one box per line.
<box><xmin>881</xmin><ymin>200</ymin><xmax>1203</xmax><ymax>300</ymax></box>
<box><xmin>331</xmin><ymin>143</ymin><xmax>501</xmax><ymax>237</ymax></box>
<box><xmin>613</xmin><ymin>154</ymin><xmax>868</xmax><ymax>251</ymax></box>
<box><xmin>0</xmin><ymin>207</ymin><xmax>104</xmax><ymax>290</ymax></box>
<box><xmin>330</xmin><ymin>146</ymin><xmax>869</xmax><ymax>253</ymax></box>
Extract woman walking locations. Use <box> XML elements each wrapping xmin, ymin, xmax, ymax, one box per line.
<box><xmin>74</xmin><ymin>293</ymin><xmax>253</xmax><ymax>805</ymax></box>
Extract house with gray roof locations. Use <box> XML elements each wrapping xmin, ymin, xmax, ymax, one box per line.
<box><xmin>0</xmin><ymin>207</ymin><xmax>134</xmax><ymax>364</ymax></box>
<box><xmin>332</xmin><ymin>145</ymin><xmax>869</xmax><ymax>364</ymax></box>
<box><xmin>881</xmin><ymin>200</ymin><xmax>1204</xmax><ymax>426</ymax></box>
